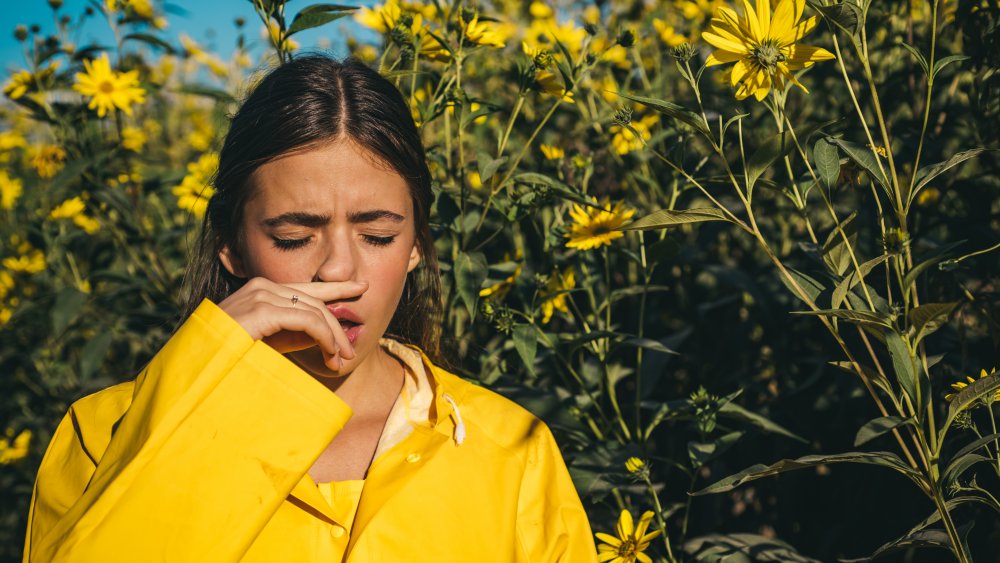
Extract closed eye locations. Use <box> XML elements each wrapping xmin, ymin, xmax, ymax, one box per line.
<box><xmin>363</xmin><ymin>234</ymin><xmax>396</xmax><ymax>247</ymax></box>
<box><xmin>272</xmin><ymin>236</ymin><xmax>310</xmax><ymax>251</ymax></box>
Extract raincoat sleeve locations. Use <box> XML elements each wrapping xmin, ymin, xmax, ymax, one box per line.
<box><xmin>514</xmin><ymin>420</ymin><xmax>599</xmax><ymax>562</ymax></box>
<box><xmin>23</xmin><ymin>298</ymin><xmax>352</xmax><ymax>562</ymax></box>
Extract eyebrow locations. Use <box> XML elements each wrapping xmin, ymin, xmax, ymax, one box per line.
<box><xmin>262</xmin><ymin>209</ymin><xmax>405</xmax><ymax>227</ymax></box>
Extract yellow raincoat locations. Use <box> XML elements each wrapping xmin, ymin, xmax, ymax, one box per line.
<box><xmin>24</xmin><ymin>300</ymin><xmax>598</xmax><ymax>562</ymax></box>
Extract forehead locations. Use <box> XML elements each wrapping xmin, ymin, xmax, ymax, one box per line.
<box><xmin>245</xmin><ymin>141</ymin><xmax>412</xmax><ymax>217</ymax></box>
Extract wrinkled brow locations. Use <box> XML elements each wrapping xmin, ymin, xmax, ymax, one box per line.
<box><xmin>346</xmin><ymin>209</ymin><xmax>406</xmax><ymax>223</ymax></box>
<box><xmin>262</xmin><ymin>209</ymin><xmax>405</xmax><ymax>227</ymax></box>
<box><xmin>262</xmin><ymin>212</ymin><xmax>330</xmax><ymax>228</ymax></box>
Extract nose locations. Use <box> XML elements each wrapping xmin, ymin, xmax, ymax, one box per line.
<box><xmin>313</xmin><ymin>232</ymin><xmax>358</xmax><ymax>283</ymax></box>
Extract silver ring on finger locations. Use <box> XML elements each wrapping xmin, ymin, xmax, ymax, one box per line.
<box><xmin>290</xmin><ymin>294</ymin><xmax>299</xmax><ymax>307</ymax></box>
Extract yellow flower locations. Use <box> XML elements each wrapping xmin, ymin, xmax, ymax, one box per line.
<box><xmin>73</xmin><ymin>53</ymin><xmax>146</xmax><ymax>117</ymax></box>
<box><xmin>610</xmin><ymin>114</ymin><xmax>659</xmax><ymax>155</ymax></box>
<box><xmin>565</xmin><ymin>199</ymin><xmax>635</xmax><ymax>251</ymax></box>
<box><xmin>49</xmin><ymin>197</ymin><xmax>87</xmax><ymax>220</ymax></box>
<box><xmin>121</xmin><ymin>126</ymin><xmax>147</xmax><ymax>152</ymax></box>
<box><xmin>0</xmin><ymin>130</ymin><xmax>27</xmax><ymax>152</ymax></box>
<box><xmin>539</xmin><ymin>266</ymin><xmax>575</xmax><ymax>324</ymax></box>
<box><xmin>262</xmin><ymin>20</ymin><xmax>300</xmax><ymax>53</ymax></box>
<box><xmin>463</xmin><ymin>13</ymin><xmax>508</xmax><ymax>49</ymax></box>
<box><xmin>30</xmin><ymin>144</ymin><xmax>66</xmax><ymax>178</ymax></box>
<box><xmin>3</xmin><ymin>70</ymin><xmax>32</xmax><ymax>100</ymax></box>
<box><xmin>596</xmin><ymin>510</ymin><xmax>662</xmax><ymax>563</ymax></box>
<box><xmin>625</xmin><ymin>457</ymin><xmax>646</xmax><ymax>474</ymax></box>
<box><xmin>49</xmin><ymin>197</ymin><xmax>100</xmax><ymax>234</ymax></box>
<box><xmin>3</xmin><ymin>239</ymin><xmax>46</xmax><ymax>274</ymax></box>
<box><xmin>355</xmin><ymin>0</ymin><xmax>404</xmax><ymax>33</ymax></box>
<box><xmin>466</xmin><ymin>171</ymin><xmax>483</xmax><ymax>190</ymax></box>
<box><xmin>3</xmin><ymin>61</ymin><xmax>60</xmax><ymax>100</ymax></box>
<box><xmin>0</xmin><ymin>428</ymin><xmax>32</xmax><ymax>464</ymax></box>
<box><xmin>945</xmin><ymin>368</ymin><xmax>1000</xmax><ymax>402</ymax></box>
<box><xmin>916</xmin><ymin>187</ymin><xmax>940</xmax><ymax>206</ymax></box>
<box><xmin>180</xmin><ymin>34</ymin><xmax>229</xmax><ymax>77</ymax></box>
<box><xmin>524</xmin><ymin>19</ymin><xmax>587</xmax><ymax>58</ymax></box>
<box><xmin>479</xmin><ymin>259</ymin><xmax>522</xmax><ymax>300</ymax></box>
<box><xmin>702</xmin><ymin>0</ymin><xmax>835</xmax><ymax>101</ymax></box>
<box><xmin>0</xmin><ymin>170</ymin><xmax>23</xmax><ymax>209</ymax></box>
<box><xmin>173</xmin><ymin>152</ymin><xmax>219</xmax><ymax>218</ymax></box>
<box><xmin>590</xmin><ymin>36</ymin><xmax>630</xmax><ymax>68</ymax></box>
<box><xmin>653</xmin><ymin>18</ymin><xmax>688</xmax><ymax>47</ymax></box>
<box><xmin>534</xmin><ymin>70</ymin><xmax>574</xmax><ymax>101</ymax></box>
<box><xmin>529</xmin><ymin>1</ymin><xmax>554</xmax><ymax>19</ymax></box>
<box><xmin>0</xmin><ymin>306</ymin><xmax>10</xmax><ymax>326</ymax></box>
<box><xmin>0</xmin><ymin>270</ymin><xmax>13</xmax><ymax>299</ymax></box>
<box><xmin>540</xmin><ymin>144</ymin><xmax>565</xmax><ymax>160</ymax></box>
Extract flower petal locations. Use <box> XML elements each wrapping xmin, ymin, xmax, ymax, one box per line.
<box><xmin>757</xmin><ymin>0</ymin><xmax>772</xmax><ymax>35</ymax></box>
<box><xmin>617</xmin><ymin>509</ymin><xmax>634</xmax><ymax>538</ymax></box>
<box><xmin>742</xmin><ymin>0</ymin><xmax>763</xmax><ymax>41</ymax></box>
<box><xmin>596</xmin><ymin>532</ymin><xmax>622</xmax><ymax>547</ymax></box>
<box><xmin>702</xmin><ymin>31</ymin><xmax>748</xmax><ymax>54</ymax></box>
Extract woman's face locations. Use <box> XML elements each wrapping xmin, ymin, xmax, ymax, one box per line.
<box><xmin>220</xmin><ymin>140</ymin><xmax>421</xmax><ymax>377</ymax></box>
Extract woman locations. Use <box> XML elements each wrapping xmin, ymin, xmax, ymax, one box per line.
<box><xmin>23</xmin><ymin>56</ymin><xmax>597</xmax><ymax>562</ymax></box>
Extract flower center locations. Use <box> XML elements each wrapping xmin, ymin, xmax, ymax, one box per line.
<box><xmin>750</xmin><ymin>40</ymin><xmax>785</xmax><ymax>71</ymax></box>
<box><xmin>99</xmin><ymin>80</ymin><xmax>115</xmax><ymax>94</ymax></box>
<box><xmin>617</xmin><ymin>538</ymin><xmax>637</xmax><ymax>556</ymax></box>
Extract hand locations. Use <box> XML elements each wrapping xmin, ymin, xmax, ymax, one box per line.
<box><xmin>217</xmin><ymin>277</ymin><xmax>369</xmax><ymax>371</ymax></box>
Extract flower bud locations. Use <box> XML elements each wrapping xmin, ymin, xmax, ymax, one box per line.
<box><xmin>616</xmin><ymin>29</ymin><xmax>635</xmax><ymax>48</ymax></box>
<box><xmin>671</xmin><ymin>42</ymin><xmax>694</xmax><ymax>62</ymax></box>
<box><xmin>48</xmin><ymin>0</ymin><xmax>63</xmax><ymax>10</ymax></box>
<box><xmin>612</xmin><ymin>106</ymin><xmax>633</xmax><ymax>126</ymax></box>
<box><xmin>14</xmin><ymin>25</ymin><xmax>28</xmax><ymax>42</ymax></box>
<box><xmin>583</xmin><ymin>23</ymin><xmax>598</xmax><ymax>36</ymax></box>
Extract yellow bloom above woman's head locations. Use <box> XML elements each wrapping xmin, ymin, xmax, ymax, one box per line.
<box><xmin>0</xmin><ymin>171</ymin><xmax>23</xmax><ymax>209</ymax></box>
<box><xmin>565</xmin><ymin>199</ymin><xmax>635</xmax><ymax>251</ymax></box>
<box><xmin>173</xmin><ymin>152</ymin><xmax>219</xmax><ymax>218</ymax></box>
<box><xmin>463</xmin><ymin>13</ymin><xmax>509</xmax><ymax>48</ymax></box>
<box><xmin>73</xmin><ymin>53</ymin><xmax>146</xmax><ymax>117</ymax></box>
<box><xmin>596</xmin><ymin>509</ymin><xmax>662</xmax><ymax>563</ymax></box>
<box><xmin>702</xmin><ymin>0</ymin><xmax>834</xmax><ymax>101</ymax></box>
<box><xmin>30</xmin><ymin>144</ymin><xmax>66</xmax><ymax>179</ymax></box>
<box><xmin>540</xmin><ymin>144</ymin><xmax>565</xmax><ymax>160</ymax></box>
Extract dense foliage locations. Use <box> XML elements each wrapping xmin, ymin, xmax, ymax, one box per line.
<box><xmin>2</xmin><ymin>0</ymin><xmax>998</xmax><ymax>561</ymax></box>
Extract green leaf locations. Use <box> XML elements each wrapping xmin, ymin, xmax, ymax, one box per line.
<box><xmin>897</xmin><ymin>42</ymin><xmax>929</xmax><ymax>76</ymax></box>
<box><xmin>831</xmin><ymin>255</ymin><xmax>888</xmax><ymax>310</ymax></box>
<box><xmin>910</xmin><ymin>149</ymin><xmax>990</xmax><ymax>207</ymax></box>
<box><xmin>685</xmin><ymin>534</ymin><xmax>820</xmax><ymax>563</ymax></box>
<box><xmin>122</xmin><ymin>33</ymin><xmax>176</xmax><ymax>53</ymax></box>
<box><xmin>287</xmin><ymin>4</ymin><xmax>355</xmax><ymax>36</ymax></box>
<box><xmin>52</xmin><ymin>287</ymin><xmax>88</xmax><ymax>336</ymax></box>
<box><xmin>779</xmin><ymin>268</ymin><xmax>825</xmax><ymax>305</ymax></box>
<box><xmin>812</xmin><ymin>137</ymin><xmax>841</xmax><ymax>191</ymax></box>
<box><xmin>80</xmin><ymin>331</ymin><xmax>113</xmax><ymax>380</ymax></box>
<box><xmin>886</xmin><ymin>331</ymin><xmax>919</xmax><ymax>408</ymax></box>
<box><xmin>901</xmin><ymin>240</ymin><xmax>965</xmax><ymax>289</ymax></box>
<box><xmin>688</xmin><ymin>431</ymin><xmax>744</xmax><ymax>468</ymax></box>
<box><xmin>942</xmin><ymin>452</ymin><xmax>991</xmax><ymax>490</ymax></box>
<box><xmin>718</xmin><ymin>401</ymin><xmax>807</xmax><ymax>442</ymax></box>
<box><xmin>840</xmin><ymin>529</ymin><xmax>953</xmax><ymax>562</ymax></box>
<box><xmin>693</xmin><ymin>451</ymin><xmax>923</xmax><ymax>496</ymax></box>
<box><xmin>616</xmin><ymin>92</ymin><xmax>711</xmax><ymax>137</ymax></box>
<box><xmin>931</xmin><ymin>54</ymin><xmax>970</xmax><ymax>80</ymax></box>
<box><xmin>512</xmin><ymin>324</ymin><xmax>537</xmax><ymax>374</ymax></box>
<box><xmin>909</xmin><ymin>302</ymin><xmax>959</xmax><ymax>344</ymax></box>
<box><xmin>828</xmin><ymin>137</ymin><xmax>889</xmax><ymax>188</ymax></box>
<box><xmin>810</xmin><ymin>1</ymin><xmax>863</xmax><ymax>36</ymax></box>
<box><xmin>476</xmin><ymin>152</ymin><xmax>508</xmax><ymax>183</ymax></box>
<box><xmin>621</xmin><ymin>208</ymin><xmax>733</xmax><ymax>231</ymax></box>
<box><xmin>619</xmin><ymin>337</ymin><xmax>679</xmax><ymax>355</ymax></box>
<box><xmin>176</xmin><ymin>84</ymin><xmax>236</xmax><ymax>103</ymax></box>
<box><xmin>745</xmin><ymin>131</ymin><xmax>795</xmax><ymax>192</ymax></box>
<box><xmin>820</xmin><ymin>211</ymin><xmax>858</xmax><ymax>277</ymax></box>
<box><xmin>454</xmin><ymin>251</ymin><xmax>487</xmax><ymax>317</ymax></box>
<box><xmin>854</xmin><ymin>416</ymin><xmax>912</xmax><ymax>447</ymax></box>
<box><xmin>792</xmin><ymin>308</ymin><xmax>891</xmax><ymax>330</ymax></box>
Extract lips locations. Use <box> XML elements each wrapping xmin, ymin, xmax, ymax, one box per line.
<box><xmin>327</xmin><ymin>304</ymin><xmax>363</xmax><ymax>345</ymax></box>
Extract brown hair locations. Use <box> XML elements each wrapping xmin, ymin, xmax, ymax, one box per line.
<box><xmin>179</xmin><ymin>55</ymin><xmax>442</xmax><ymax>360</ymax></box>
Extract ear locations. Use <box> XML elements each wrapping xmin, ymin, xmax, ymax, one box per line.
<box><xmin>219</xmin><ymin>244</ymin><xmax>247</xmax><ymax>278</ymax></box>
<box><xmin>406</xmin><ymin>243</ymin><xmax>421</xmax><ymax>273</ymax></box>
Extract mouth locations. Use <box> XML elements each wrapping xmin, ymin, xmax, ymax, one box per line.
<box><xmin>327</xmin><ymin>305</ymin><xmax>364</xmax><ymax>346</ymax></box>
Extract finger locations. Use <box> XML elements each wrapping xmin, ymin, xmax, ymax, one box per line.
<box><xmin>257</xmin><ymin>301</ymin><xmax>339</xmax><ymax>358</ymax></box>
<box><xmin>283</xmin><ymin>280</ymin><xmax>369</xmax><ymax>304</ymax></box>
<box><xmin>282</xmin><ymin>290</ymin><xmax>354</xmax><ymax>360</ymax></box>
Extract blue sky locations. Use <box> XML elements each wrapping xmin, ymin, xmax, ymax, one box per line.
<box><xmin>2</xmin><ymin>1</ymin><xmax>374</xmax><ymax>72</ymax></box>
